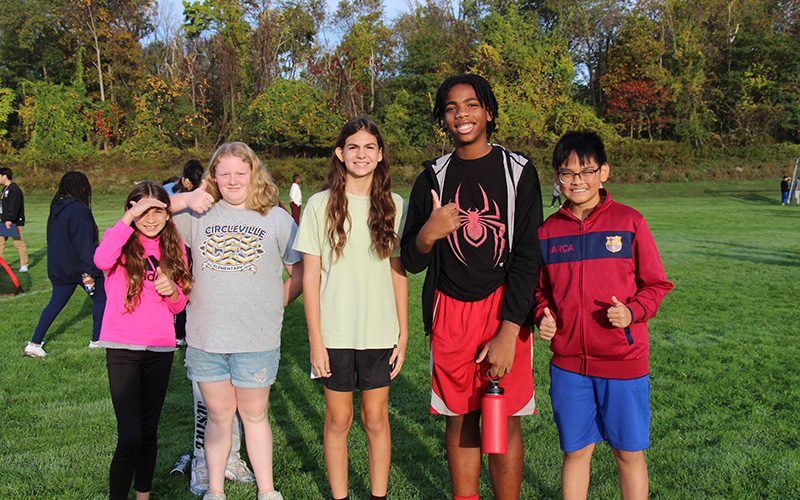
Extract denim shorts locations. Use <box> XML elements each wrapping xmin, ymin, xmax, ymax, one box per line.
<box><xmin>185</xmin><ymin>346</ymin><xmax>280</xmax><ymax>388</ymax></box>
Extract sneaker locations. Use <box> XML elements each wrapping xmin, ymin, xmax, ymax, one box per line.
<box><xmin>224</xmin><ymin>458</ymin><xmax>255</xmax><ymax>483</ymax></box>
<box><xmin>18</xmin><ymin>265</ymin><xmax>28</xmax><ymax>272</ymax></box>
<box><xmin>257</xmin><ymin>491</ymin><xmax>283</xmax><ymax>500</ymax></box>
<box><xmin>202</xmin><ymin>493</ymin><xmax>226</xmax><ymax>500</ymax></box>
<box><xmin>176</xmin><ymin>338</ymin><xmax>187</xmax><ymax>347</ymax></box>
<box><xmin>88</xmin><ymin>340</ymin><xmax>102</xmax><ymax>349</ymax></box>
<box><xmin>189</xmin><ymin>458</ymin><xmax>209</xmax><ymax>496</ymax></box>
<box><xmin>23</xmin><ymin>342</ymin><xmax>47</xmax><ymax>358</ymax></box>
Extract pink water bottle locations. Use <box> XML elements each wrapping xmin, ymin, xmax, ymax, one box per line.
<box><xmin>481</xmin><ymin>376</ymin><xmax>507</xmax><ymax>454</ymax></box>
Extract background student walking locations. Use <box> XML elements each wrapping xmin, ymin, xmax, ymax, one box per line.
<box><xmin>294</xmin><ymin>117</ymin><xmax>408</xmax><ymax>500</ymax></box>
<box><xmin>0</xmin><ymin>167</ymin><xmax>28</xmax><ymax>272</ymax></box>
<box><xmin>24</xmin><ymin>172</ymin><xmax>106</xmax><ymax>357</ymax></box>
<box><xmin>289</xmin><ymin>173</ymin><xmax>302</xmax><ymax>224</ymax></box>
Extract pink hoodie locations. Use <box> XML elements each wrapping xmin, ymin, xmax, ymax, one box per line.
<box><xmin>94</xmin><ymin>220</ymin><xmax>188</xmax><ymax>347</ymax></box>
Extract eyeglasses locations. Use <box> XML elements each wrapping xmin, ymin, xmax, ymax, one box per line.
<box><xmin>557</xmin><ymin>167</ymin><xmax>601</xmax><ymax>184</ymax></box>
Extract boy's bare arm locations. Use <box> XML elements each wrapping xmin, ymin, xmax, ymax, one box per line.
<box><xmin>415</xmin><ymin>190</ymin><xmax>461</xmax><ymax>254</ymax></box>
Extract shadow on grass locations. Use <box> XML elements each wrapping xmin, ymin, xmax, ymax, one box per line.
<box><xmin>687</xmin><ymin>239</ymin><xmax>799</xmax><ymax>267</ymax></box>
<box><xmin>277</xmin><ymin>302</ymin><xmax>451</xmax><ymax>498</ymax></box>
<box><xmin>703</xmin><ymin>189</ymin><xmax>775</xmax><ymax>204</ymax></box>
<box><xmin>271</xmin><ymin>346</ymin><xmax>331</xmax><ymax>494</ymax></box>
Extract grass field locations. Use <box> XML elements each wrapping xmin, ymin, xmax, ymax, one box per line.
<box><xmin>1</xmin><ymin>178</ymin><xmax>798</xmax><ymax>499</ymax></box>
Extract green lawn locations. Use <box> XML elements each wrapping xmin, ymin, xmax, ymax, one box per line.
<box><xmin>1</xmin><ymin>179</ymin><xmax>798</xmax><ymax>499</ymax></box>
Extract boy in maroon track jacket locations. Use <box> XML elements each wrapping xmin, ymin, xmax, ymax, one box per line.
<box><xmin>535</xmin><ymin>131</ymin><xmax>673</xmax><ymax>500</ymax></box>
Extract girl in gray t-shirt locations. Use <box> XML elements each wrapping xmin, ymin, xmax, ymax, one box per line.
<box><xmin>174</xmin><ymin>142</ymin><xmax>303</xmax><ymax>500</ymax></box>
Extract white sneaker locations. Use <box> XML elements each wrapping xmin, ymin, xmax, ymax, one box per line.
<box><xmin>88</xmin><ymin>340</ymin><xmax>102</xmax><ymax>349</ymax></box>
<box><xmin>224</xmin><ymin>458</ymin><xmax>255</xmax><ymax>483</ymax></box>
<box><xmin>23</xmin><ymin>342</ymin><xmax>47</xmax><ymax>357</ymax></box>
<box><xmin>189</xmin><ymin>458</ymin><xmax>209</xmax><ymax>496</ymax></box>
<box><xmin>257</xmin><ymin>491</ymin><xmax>283</xmax><ymax>500</ymax></box>
<box><xmin>18</xmin><ymin>265</ymin><xmax>28</xmax><ymax>272</ymax></box>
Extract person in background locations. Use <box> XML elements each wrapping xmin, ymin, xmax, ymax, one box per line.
<box><xmin>550</xmin><ymin>180</ymin><xmax>562</xmax><ymax>208</ymax></box>
<box><xmin>780</xmin><ymin>176</ymin><xmax>790</xmax><ymax>205</ymax></box>
<box><xmin>794</xmin><ymin>177</ymin><xmax>800</xmax><ymax>205</ymax></box>
<box><xmin>165</xmin><ymin>160</ymin><xmax>205</xmax><ymax>195</ymax></box>
<box><xmin>289</xmin><ymin>174</ymin><xmax>302</xmax><ymax>225</ymax></box>
<box><xmin>0</xmin><ymin>167</ymin><xmax>28</xmax><ymax>272</ymax></box>
<box><xmin>24</xmin><ymin>172</ymin><xmax>106</xmax><ymax>357</ymax></box>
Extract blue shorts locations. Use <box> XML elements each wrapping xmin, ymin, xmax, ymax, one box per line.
<box><xmin>549</xmin><ymin>364</ymin><xmax>650</xmax><ymax>453</ymax></box>
<box><xmin>185</xmin><ymin>346</ymin><xmax>280</xmax><ymax>389</ymax></box>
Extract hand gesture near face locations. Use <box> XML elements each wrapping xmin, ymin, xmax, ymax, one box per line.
<box><xmin>122</xmin><ymin>197</ymin><xmax>167</xmax><ymax>225</ymax></box>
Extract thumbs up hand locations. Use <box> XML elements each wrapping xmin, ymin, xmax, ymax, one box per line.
<box><xmin>184</xmin><ymin>179</ymin><xmax>215</xmax><ymax>213</ymax></box>
<box><xmin>154</xmin><ymin>266</ymin><xmax>177</xmax><ymax>298</ymax></box>
<box><xmin>538</xmin><ymin>307</ymin><xmax>557</xmax><ymax>340</ymax></box>
<box><xmin>607</xmin><ymin>296</ymin><xmax>632</xmax><ymax>328</ymax></box>
<box><xmin>416</xmin><ymin>190</ymin><xmax>462</xmax><ymax>253</ymax></box>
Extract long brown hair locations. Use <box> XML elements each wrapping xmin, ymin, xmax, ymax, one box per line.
<box><xmin>323</xmin><ymin>116</ymin><xmax>397</xmax><ymax>260</ymax></box>
<box><xmin>204</xmin><ymin>142</ymin><xmax>279</xmax><ymax>215</ymax></box>
<box><xmin>117</xmin><ymin>182</ymin><xmax>192</xmax><ymax>312</ymax></box>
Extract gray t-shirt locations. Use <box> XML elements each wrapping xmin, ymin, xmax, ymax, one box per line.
<box><xmin>175</xmin><ymin>200</ymin><xmax>302</xmax><ymax>353</ymax></box>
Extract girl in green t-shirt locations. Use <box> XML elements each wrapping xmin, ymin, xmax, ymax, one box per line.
<box><xmin>295</xmin><ymin>117</ymin><xmax>408</xmax><ymax>500</ymax></box>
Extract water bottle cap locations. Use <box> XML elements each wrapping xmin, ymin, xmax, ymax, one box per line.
<box><xmin>485</xmin><ymin>371</ymin><xmax>504</xmax><ymax>395</ymax></box>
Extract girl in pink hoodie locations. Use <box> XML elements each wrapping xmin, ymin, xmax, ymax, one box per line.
<box><xmin>94</xmin><ymin>181</ymin><xmax>192</xmax><ymax>500</ymax></box>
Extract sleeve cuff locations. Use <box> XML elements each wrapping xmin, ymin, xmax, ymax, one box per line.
<box><xmin>627</xmin><ymin>302</ymin><xmax>646</xmax><ymax>323</ymax></box>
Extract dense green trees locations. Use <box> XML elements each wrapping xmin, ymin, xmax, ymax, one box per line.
<box><xmin>0</xmin><ymin>0</ymin><xmax>797</xmax><ymax>160</ymax></box>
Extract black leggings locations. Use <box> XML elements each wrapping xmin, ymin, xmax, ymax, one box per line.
<box><xmin>106</xmin><ymin>348</ymin><xmax>173</xmax><ymax>499</ymax></box>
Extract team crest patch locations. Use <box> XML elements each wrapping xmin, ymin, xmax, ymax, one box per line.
<box><xmin>605</xmin><ymin>235</ymin><xmax>623</xmax><ymax>253</ymax></box>
<box><xmin>200</xmin><ymin>232</ymin><xmax>265</xmax><ymax>272</ymax></box>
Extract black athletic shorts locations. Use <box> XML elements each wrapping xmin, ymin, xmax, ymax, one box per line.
<box><xmin>319</xmin><ymin>348</ymin><xmax>394</xmax><ymax>392</ymax></box>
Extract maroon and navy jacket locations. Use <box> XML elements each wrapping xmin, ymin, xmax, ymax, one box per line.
<box><xmin>534</xmin><ymin>190</ymin><xmax>673</xmax><ymax>379</ymax></box>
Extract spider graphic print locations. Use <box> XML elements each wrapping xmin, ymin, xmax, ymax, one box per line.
<box><xmin>446</xmin><ymin>183</ymin><xmax>506</xmax><ymax>267</ymax></box>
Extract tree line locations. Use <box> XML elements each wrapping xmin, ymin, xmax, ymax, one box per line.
<box><xmin>0</xmin><ymin>0</ymin><xmax>798</xmax><ymax>162</ymax></box>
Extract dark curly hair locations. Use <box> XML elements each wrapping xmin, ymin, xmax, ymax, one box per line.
<box><xmin>433</xmin><ymin>73</ymin><xmax>499</xmax><ymax>137</ymax></box>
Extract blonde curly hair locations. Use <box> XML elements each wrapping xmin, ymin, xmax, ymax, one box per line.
<box><xmin>204</xmin><ymin>142</ymin><xmax>279</xmax><ymax>215</ymax></box>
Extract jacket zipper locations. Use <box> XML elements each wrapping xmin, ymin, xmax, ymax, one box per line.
<box><xmin>579</xmin><ymin>218</ymin><xmax>587</xmax><ymax>375</ymax></box>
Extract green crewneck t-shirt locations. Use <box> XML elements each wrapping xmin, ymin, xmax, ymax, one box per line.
<box><xmin>294</xmin><ymin>190</ymin><xmax>406</xmax><ymax>349</ymax></box>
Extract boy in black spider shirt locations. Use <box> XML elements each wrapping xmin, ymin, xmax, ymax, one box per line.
<box><xmin>401</xmin><ymin>74</ymin><xmax>543</xmax><ymax>500</ymax></box>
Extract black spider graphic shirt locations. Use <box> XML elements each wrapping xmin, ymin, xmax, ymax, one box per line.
<box><xmin>438</xmin><ymin>146</ymin><xmax>509</xmax><ymax>302</ymax></box>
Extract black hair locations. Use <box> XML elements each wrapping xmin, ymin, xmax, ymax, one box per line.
<box><xmin>0</xmin><ymin>167</ymin><xmax>12</xmax><ymax>180</ymax></box>
<box><xmin>53</xmin><ymin>171</ymin><xmax>92</xmax><ymax>208</ymax></box>
<box><xmin>51</xmin><ymin>171</ymin><xmax>97</xmax><ymax>239</ymax></box>
<box><xmin>292</xmin><ymin>174</ymin><xmax>301</xmax><ymax>182</ymax></box>
<box><xmin>181</xmin><ymin>160</ymin><xmax>204</xmax><ymax>191</ymax></box>
<box><xmin>552</xmin><ymin>131</ymin><xmax>608</xmax><ymax>171</ymax></box>
<box><xmin>433</xmin><ymin>74</ymin><xmax>499</xmax><ymax>137</ymax></box>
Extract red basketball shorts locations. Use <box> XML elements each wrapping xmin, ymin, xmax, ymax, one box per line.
<box><xmin>429</xmin><ymin>286</ymin><xmax>535</xmax><ymax>416</ymax></box>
